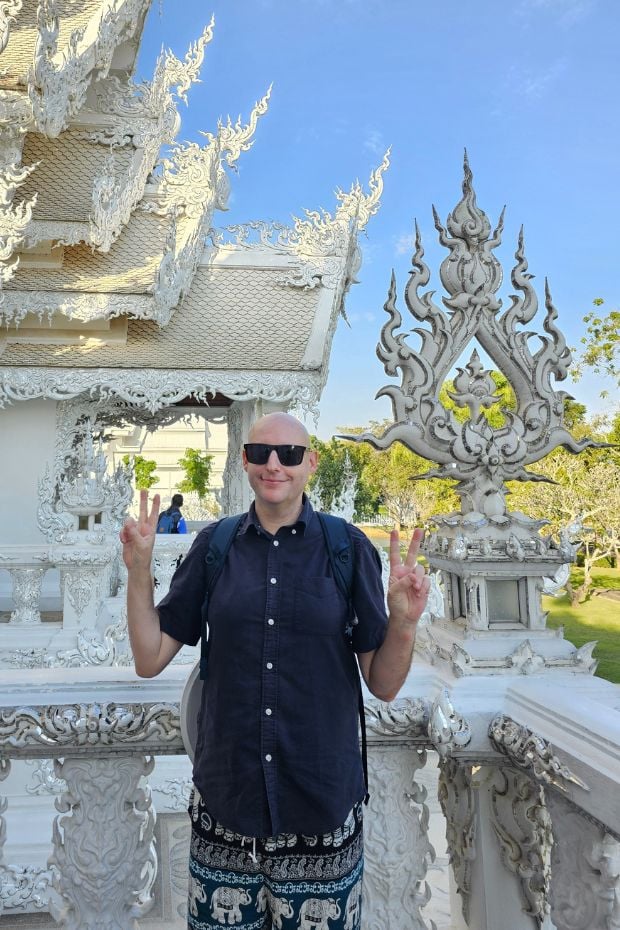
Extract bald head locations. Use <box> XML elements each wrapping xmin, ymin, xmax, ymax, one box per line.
<box><xmin>248</xmin><ymin>412</ymin><xmax>310</xmax><ymax>446</ymax></box>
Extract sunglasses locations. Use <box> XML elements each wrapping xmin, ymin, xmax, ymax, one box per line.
<box><xmin>244</xmin><ymin>443</ymin><xmax>307</xmax><ymax>466</ymax></box>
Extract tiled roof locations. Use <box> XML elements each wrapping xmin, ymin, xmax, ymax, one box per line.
<box><xmin>0</xmin><ymin>0</ymin><xmax>102</xmax><ymax>85</ymax></box>
<box><xmin>20</xmin><ymin>131</ymin><xmax>135</xmax><ymax>222</ymax></box>
<box><xmin>1</xmin><ymin>266</ymin><xmax>320</xmax><ymax>370</ymax></box>
<box><xmin>8</xmin><ymin>210</ymin><xmax>168</xmax><ymax>293</ymax></box>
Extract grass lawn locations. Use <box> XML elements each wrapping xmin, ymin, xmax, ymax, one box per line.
<box><xmin>544</xmin><ymin>568</ymin><xmax>620</xmax><ymax>684</ymax></box>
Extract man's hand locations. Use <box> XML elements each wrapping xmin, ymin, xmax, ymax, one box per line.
<box><xmin>120</xmin><ymin>490</ymin><xmax>160</xmax><ymax>572</ymax></box>
<box><xmin>386</xmin><ymin>528</ymin><xmax>430</xmax><ymax>628</ymax></box>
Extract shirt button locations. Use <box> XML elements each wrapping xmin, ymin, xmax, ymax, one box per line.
<box><xmin>267</xmin><ymin>618</ymin><xmax>274</xmax><ymax>626</ymax></box>
<box><xmin>266</xmin><ymin>662</ymin><xmax>273</xmax><ymax>669</ymax></box>
<box><xmin>273</xmin><ymin>540</ymin><xmax>279</xmax><ymax>547</ymax></box>
<box><xmin>270</xmin><ymin>577</ymin><xmax>277</xmax><ymax>584</ymax></box>
<box><xmin>291</xmin><ymin>529</ymin><xmax>297</xmax><ymax>535</ymax></box>
<box><xmin>265</xmin><ymin>708</ymin><xmax>272</xmax><ymax>716</ymax></box>
<box><xmin>265</xmin><ymin>754</ymin><xmax>272</xmax><ymax>762</ymax></box>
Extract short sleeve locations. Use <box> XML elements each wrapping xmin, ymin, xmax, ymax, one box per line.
<box><xmin>156</xmin><ymin>526</ymin><xmax>212</xmax><ymax>646</ymax></box>
<box><xmin>348</xmin><ymin>527</ymin><xmax>388</xmax><ymax>653</ymax></box>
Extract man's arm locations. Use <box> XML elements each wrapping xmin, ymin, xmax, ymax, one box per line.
<box><xmin>357</xmin><ymin>528</ymin><xmax>429</xmax><ymax>702</ymax></box>
<box><xmin>121</xmin><ymin>490</ymin><xmax>183</xmax><ymax>677</ymax></box>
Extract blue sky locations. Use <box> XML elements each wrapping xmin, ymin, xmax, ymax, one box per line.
<box><xmin>138</xmin><ymin>0</ymin><xmax>619</xmax><ymax>438</ymax></box>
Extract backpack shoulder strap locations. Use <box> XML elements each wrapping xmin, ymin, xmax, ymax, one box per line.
<box><xmin>200</xmin><ymin>513</ymin><xmax>246</xmax><ymax>678</ymax></box>
<box><xmin>317</xmin><ymin>511</ymin><xmax>370</xmax><ymax>805</ymax></box>
<box><xmin>316</xmin><ymin>512</ymin><xmax>354</xmax><ymax>602</ymax></box>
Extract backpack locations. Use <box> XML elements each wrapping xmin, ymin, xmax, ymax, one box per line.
<box><xmin>157</xmin><ymin>508</ymin><xmax>181</xmax><ymax>534</ymax></box>
<box><xmin>197</xmin><ymin>511</ymin><xmax>369</xmax><ymax>801</ymax></box>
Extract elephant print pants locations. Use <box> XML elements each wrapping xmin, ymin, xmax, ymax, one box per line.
<box><xmin>187</xmin><ymin>789</ymin><xmax>363</xmax><ymax>930</ymax></box>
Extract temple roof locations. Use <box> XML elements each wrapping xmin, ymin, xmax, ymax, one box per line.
<box><xmin>0</xmin><ymin>3</ymin><xmax>389</xmax><ymax>412</ymax></box>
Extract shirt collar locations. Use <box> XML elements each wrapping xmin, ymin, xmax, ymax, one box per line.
<box><xmin>240</xmin><ymin>495</ymin><xmax>314</xmax><ymax>537</ymax></box>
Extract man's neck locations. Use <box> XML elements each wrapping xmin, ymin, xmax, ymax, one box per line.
<box><xmin>253</xmin><ymin>498</ymin><xmax>304</xmax><ymax>536</ymax></box>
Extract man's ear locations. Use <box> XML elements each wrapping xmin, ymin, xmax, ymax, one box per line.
<box><xmin>308</xmin><ymin>449</ymin><xmax>318</xmax><ymax>474</ymax></box>
<box><xmin>242</xmin><ymin>449</ymin><xmax>248</xmax><ymax>472</ymax></box>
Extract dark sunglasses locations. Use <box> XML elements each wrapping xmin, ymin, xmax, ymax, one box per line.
<box><xmin>244</xmin><ymin>443</ymin><xmax>307</xmax><ymax>466</ymax></box>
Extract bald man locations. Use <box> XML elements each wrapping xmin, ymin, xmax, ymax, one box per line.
<box><xmin>121</xmin><ymin>412</ymin><xmax>430</xmax><ymax>930</ymax></box>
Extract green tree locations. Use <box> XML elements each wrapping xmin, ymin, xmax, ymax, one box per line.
<box><xmin>574</xmin><ymin>298</ymin><xmax>620</xmax><ymax>392</ymax></box>
<box><xmin>178</xmin><ymin>448</ymin><xmax>213</xmax><ymax>501</ymax></box>
<box><xmin>308</xmin><ymin>436</ymin><xmax>379</xmax><ymax>520</ymax></box>
<box><xmin>122</xmin><ymin>454</ymin><xmax>158</xmax><ymax>490</ymax></box>
<box><xmin>507</xmin><ymin>417</ymin><xmax>620</xmax><ymax>604</ymax></box>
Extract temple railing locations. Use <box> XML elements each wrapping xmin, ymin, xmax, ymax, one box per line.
<box><xmin>0</xmin><ymin>665</ymin><xmax>617</xmax><ymax>930</ymax></box>
<box><xmin>0</xmin><ymin>538</ymin><xmax>193</xmax><ymax>669</ymax></box>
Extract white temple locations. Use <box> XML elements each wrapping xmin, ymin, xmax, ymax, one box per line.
<box><xmin>0</xmin><ymin>4</ymin><xmax>618</xmax><ymax>930</ymax></box>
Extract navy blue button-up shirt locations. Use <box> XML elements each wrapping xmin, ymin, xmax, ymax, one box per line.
<box><xmin>157</xmin><ymin>498</ymin><xmax>387</xmax><ymax>837</ymax></box>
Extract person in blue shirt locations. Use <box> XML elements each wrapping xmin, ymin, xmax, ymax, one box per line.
<box><xmin>156</xmin><ymin>492</ymin><xmax>188</xmax><ymax>534</ymax></box>
<box><xmin>121</xmin><ymin>412</ymin><xmax>430</xmax><ymax>930</ymax></box>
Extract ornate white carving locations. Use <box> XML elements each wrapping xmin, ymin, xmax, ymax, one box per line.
<box><xmin>0</xmin><ymin>161</ymin><xmax>38</xmax><ymax>299</ymax></box>
<box><xmin>28</xmin><ymin>0</ymin><xmax>150</xmax><ymax>137</ymax></box>
<box><xmin>64</xmin><ymin>569</ymin><xmax>100</xmax><ymax>617</ymax></box>
<box><xmin>209</xmin><ymin>151</ymin><xmax>389</xmax><ymax>300</ymax></box>
<box><xmin>26</xmin><ymin>758</ymin><xmax>67</xmax><ymax>795</ymax></box>
<box><xmin>88</xmin><ymin>20</ymin><xmax>216</xmax><ymax>251</ymax></box>
<box><xmin>157</xmin><ymin>776</ymin><xmax>193</xmax><ymax>812</ymax></box>
<box><xmin>0</xmin><ymin>366</ymin><xmax>321</xmax><ymax>415</ymax></box>
<box><xmin>490</xmin><ymin>767</ymin><xmax>553</xmax><ymax>924</ymax></box>
<box><xmin>0</xmin><ymin>864</ymin><xmax>51</xmax><ymax>913</ymax></box>
<box><xmin>47</xmin><ymin>611</ymin><xmax>131</xmax><ymax>668</ymax></box>
<box><xmin>428</xmin><ymin>690</ymin><xmax>472</xmax><ymax>757</ymax></box>
<box><xmin>364</xmin><ymin>744</ymin><xmax>436</xmax><ymax>930</ymax></box>
<box><xmin>0</xmin><ymin>0</ymin><xmax>21</xmax><ymax>54</ymax></box>
<box><xmin>0</xmin><ymin>702</ymin><xmax>182</xmax><ymax>753</ymax></box>
<box><xmin>49</xmin><ymin>754</ymin><xmax>156</xmax><ymax>928</ymax></box>
<box><xmin>355</xmin><ymin>153</ymin><xmax>603</xmax><ymax>520</ymax></box>
<box><xmin>437</xmin><ymin>759</ymin><xmax>476</xmax><ymax>924</ymax></box>
<box><xmin>0</xmin><ymin>288</ymin><xmax>150</xmax><ymax>326</ymax></box>
<box><xmin>549</xmin><ymin>798</ymin><xmax>620</xmax><ymax>930</ymax></box>
<box><xmin>365</xmin><ymin>697</ymin><xmax>428</xmax><ymax>738</ymax></box>
<box><xmin>489</xmin><ymin>714</ymin><xmax>590</xmax><ymax>793</ymax></box>
<box><xmin>7</xmin><ymin>566</ymin><xmax>46</xmax><ymax>624</ymax></box>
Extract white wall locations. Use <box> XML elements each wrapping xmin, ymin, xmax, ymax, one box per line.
<box><xmin>0</xmin><ymin>399</ymin><xmax>58</xmax><ymax>545</ymax></box>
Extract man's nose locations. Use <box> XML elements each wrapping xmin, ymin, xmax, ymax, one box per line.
<box><xmin>265</xmin><ymin>450</ymin><xmax>281</xmax><ymax>469</ymax></box>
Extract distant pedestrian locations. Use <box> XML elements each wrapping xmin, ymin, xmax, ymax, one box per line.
<box><xmin>156</xmin><ymin>493</ymin><xmax>188</xmax><ymax>534</ymax></box>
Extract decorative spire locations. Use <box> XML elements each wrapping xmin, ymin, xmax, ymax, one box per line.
<box><xmin>350</xmin><ymin>156</ymin><xmax>603</xmax><ymax>519</ymax></box>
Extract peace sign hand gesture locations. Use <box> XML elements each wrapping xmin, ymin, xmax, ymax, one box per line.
<box><xmin>119</xmin><ymin>489</ymin><xmax>161</xmax><ymax>573</ymax></box>
<box><xmin>386</xmin><ymin>528</ymin><xmax>430</xmax><ymax>629</ymax></box>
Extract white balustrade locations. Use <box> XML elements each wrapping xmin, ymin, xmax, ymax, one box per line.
<box><xmin>0</xmin><ymin>666</ymin><xmax>617</xmax><ymax>929</ymax></box>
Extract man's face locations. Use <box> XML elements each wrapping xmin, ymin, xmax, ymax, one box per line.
<box><xmin>242</xmin><ymin>415</ymin><xmax>317</xmax><ymax>511</ymax></box>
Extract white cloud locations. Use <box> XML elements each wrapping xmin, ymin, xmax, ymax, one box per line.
<box><xmin>506</xmin><ymin>57</ymin><xmax>568</xmax><ymax>99</ymax></box>
<box><xmin>517</xmin><ymin>0</ymin><xmax>595</xmax><ymax>27</ymax></box>
<box><xmin>394</xmin><ymin>232</ymin><xmax>415</xmax><ymax>256</ymax></box>
<box><xmin>363</xmin><ymin>128</ymin><xmax>387</xmax><ymax>157</ymax></box>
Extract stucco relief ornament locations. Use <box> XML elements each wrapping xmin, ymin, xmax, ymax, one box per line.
<box><xmin>277</xmin><ymin>151</ymin><xmax>390</xmax><ymax>299</ymax></box>
<box><xmin>428</xmin><ymin>690</ymin><xmax>472</xmax><ymax>758</ymax></box>
<box><xmin>0</xmin><ymin>0</ymin><xmax>22</xmax><ymax>54</ymax></box>
<box><xmin>349</xmin><ymin>152</ymin><xmax>603</xmax><ymax>526</ymax></box>
<box><xmin>88</xmin><ymin>20</ymin><xmax>216</xmax><ymax>252</ymax></box>
<box><xmin>0</xmin><ymin>162</ymin><xmax>38</xmax><ymax>298</ymax></box>
<box><xmin>489</xmin><ymin>714</ymin><xmax>589</xmax><ymax>793</ymax></box>
<box><xmin>28</xmin><ymin>0</ymin><xmax>150</xmax><ymax>137</ymax></box>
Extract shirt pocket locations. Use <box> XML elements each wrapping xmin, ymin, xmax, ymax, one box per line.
<box><xmin>293</xmin><ymin>575</ymin><xmax>345</xmax><ymax>636</ymax></box>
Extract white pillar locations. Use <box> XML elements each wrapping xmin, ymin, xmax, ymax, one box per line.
<box><xmin>221</xmin><ymin>401</ymin><xmax>258</xmax><ymax>516</ymax></box>
<box><xmin>48</xmin><ymin>754</ymin><xmax>156</xmax><ymax>930</ymax></box>
<box><xmin>440</xmin><ymin>761</ymin><xmax>554</xmax><ymax>930</ymax></box>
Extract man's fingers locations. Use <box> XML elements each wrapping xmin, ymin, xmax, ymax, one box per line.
<box><xmin>138</xmin><ymin>489</ymin><xmax>148</xmax><ymax>523</ymax></box>
<box><xmin>149</xmin><ymin>493</ymin><xmax>161</xmax><ymax>527</ymax></box>
<box><xmin>404</xmin><ymin>527</ymin><xmax>424</xmax><ymax>569</ymax></box>
<box><xmin>389</xmin><ymin>529</ymin><xmax>401</xmax><ymax>571</ymax></box>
